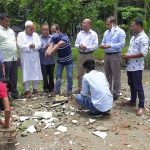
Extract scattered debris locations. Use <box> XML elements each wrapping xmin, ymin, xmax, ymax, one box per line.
<box><xmin>33</xmin><ymin>111</ymin><xmax>52</xmax><ymax>119</ymax></box>
<box><xmin>95</xmin><ymin>126</ymin><xmax>110</xmax><ymax>131</ymax></box>
<box><xmin>71</xmin><ymin>120</ymin><xmax>78</xmax><ymax>124</ymax></box>
<box><xmin>26</xmin><ymin>125</ymin><xmax>36</xmax><ymax>133</ymax></box>
<box><xmin>57</xmin><ymin>125</ymin><xmax>67</xmax><ymax>132</ymax></box>
<box><xmin>89</xmin><ymin>119</ymin><xmax>96</xmax><ymax>124</ymax></box>
<box><xmin>93</xmin><ymin>131</ymin><xmax>107</xmax><ymax>139</ymax></box>
<box><xmin>20</xmin><ymin>116</ymin><xmax>30</xmax><ymax>122</ymax></box>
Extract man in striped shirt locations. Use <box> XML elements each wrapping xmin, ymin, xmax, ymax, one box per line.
<box><xmin>45</xmin><ymin>24</ymin><xmax>73</xmax><ymax>96</ymax></box>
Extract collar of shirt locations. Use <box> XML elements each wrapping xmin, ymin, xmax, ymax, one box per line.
<box><xmin>41</xmin><ymin>34</ymin><xmax>51</xmax><ymax>39</ymax></box>
<box><xmin>0</xmin><ymin>25</ymin><xmax>7</xmax><ymax>31</ymax></box>
<box><xmin>133</xmin><ymin>30</ymin><xmax>144</xmax><ymax>38</ymax></box>
<box><xmin>81</xmin><ymin>29</ymin><xmax>92</xmax><ymax>34</ymax></box>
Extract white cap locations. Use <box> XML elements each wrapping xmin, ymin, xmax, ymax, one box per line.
<box><xmin>25</xmin><ymin>20</ymin><xmax>33</xmax><ymax>27</ymax></box>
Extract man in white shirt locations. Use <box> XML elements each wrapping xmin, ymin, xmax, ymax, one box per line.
<box><xmin>122</xmin><ymin>18</ymin><xmax>149</xmax><ymax>116</ymax></box>
<box><xmin>17</xmin><ymin>21</ymin><xmax>43</xmax><ymax>98</ymax></box>
<box><xmin>75</xmin><ymin>19</ymin><xmax>98</xmax><ymax>93</ymax></box>
<box><xmin>76</xmin><ymin>59</ymin><xmax>113</xmax><ymax>117</ymax></box>
<box><xmin>0</xmin><ymin>13</ymin><xmax>18</xmax><ymax>99</ymax></box>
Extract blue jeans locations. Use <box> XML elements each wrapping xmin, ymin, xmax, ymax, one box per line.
<box><xmin>76</xmin><ymin>94</ymin><xmax>99</xmax><ymax>112</ymax></box>
<box><xmin>127</xmin><ymin>71</ymin><xmax>145</xmax><ymax>108</ymax></box>
<box><xmin>55</xmin><ymin>62</ymin><xmax>73</xmax><ymax>93</ymax></box>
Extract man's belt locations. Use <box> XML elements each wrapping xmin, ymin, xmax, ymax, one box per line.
<box><xmin>105</xmin><ymin>52</ymin><xmax>120</xmax><ymax>55</ymax></box>
<box><xmin>79</xmin><ymin>51</ymin><xmax>93</xmax><ymax>54</ymax></box>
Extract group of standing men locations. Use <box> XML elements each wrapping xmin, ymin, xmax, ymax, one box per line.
<box><xmin>0</xmin><ymin>12</ymin><xmax>149</xmax><ymax>118</ymax></box>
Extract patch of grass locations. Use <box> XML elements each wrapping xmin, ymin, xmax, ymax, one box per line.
<box><xmin>17</xmin><ymin>46</ymin><xmax>150</xmax><ymax>93</ymax></box>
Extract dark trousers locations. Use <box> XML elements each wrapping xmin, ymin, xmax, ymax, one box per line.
<box><xmin>127</xmin><ymin>70</ymin><xmax>145</xmax><ymax>108</ymax></box>
<box><xmin>0</xmin><ymin>63</ymin><xmax>4</xmax><ymax>79</ymax></box>
<box><xmin>4</xmin><ymin>61</ymin><xmax>18</xmax><ymax>97</ymax></box>
<box><xmin>41</xmin><ymin>64</ymin><xmax>55</xmax><ymax>92</ymax></box>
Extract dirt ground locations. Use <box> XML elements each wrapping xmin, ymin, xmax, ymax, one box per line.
<box><xmin>0</xmin><ymin>69</ymin><xmax>150</xmax><ymax>150</ymax></box>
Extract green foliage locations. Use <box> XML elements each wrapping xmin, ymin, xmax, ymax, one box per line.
<box><xmin>119</xmin><ymin>6</ymin><xmax>144</xmax><ymax>20</ymax></box>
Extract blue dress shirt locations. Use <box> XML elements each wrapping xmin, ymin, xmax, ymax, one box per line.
<box><xmin>101</xmin><ymin>26</ymin><xmax>126</xmax><ymax>53</ymax></box>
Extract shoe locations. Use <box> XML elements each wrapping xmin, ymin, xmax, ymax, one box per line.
<box><xmin>43</xmin><ymin>89</ymin><xmax>49</xmax><ymax>93</ymax></box>
<box><xmin>137</xmin><ymin>107</ymin><xmax>145</xmax><ymax>116</ymax></box>
<box><xmin>24</xmin><ymin>91</ymin><xmax>32</xmax><ymax>98</ymax></box>
<box><xmin>75</xmin><ymin>89</ymin><xmax>81</xmax><ymax>94</ymax></box>
<box><xmin>88</xmin><ymin>110</ymin><xmax>110</xmax><ymax>118</ymax></box>
<box><xmin>32</xmin><ymin>89</ymin><xmax>39</xmax><ymax>95</ymax></box>
<box><xmin>12</xmin><ymin>95</ymin><xmax>19</xmax><ymax>100</ymax></box>
<box><xmin>67</xmin><ymin>91</ymin><xmax>72</xmax><ymax>96</ymax></box>
<box><xmin>113</xmin><ymin>93</ymin><xmax>119</xmax><ymax>101</ymax></box>
<box><xmin>122</xmin><ymin>100</ymin><xmax>136</xmax><ymax>107</ymax></box>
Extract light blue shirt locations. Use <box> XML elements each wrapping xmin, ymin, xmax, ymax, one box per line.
<box><xmin>101</xmin><ymin>26</ymin><xmax>126</xmax><ymax>53</ymax></box>
<box><xmin>81</xmin><ymin>70</ymin><xmax>113</xmax><ymax>112</ymax></box>
<box><xmin>126</xmin><ymin>30</ymin><xmax>149</xmax><ymax>71</ymax></box>
<box><xmin>75</xmin><ymin>29</ymin><xmax>98</xmax><ymax>52</ymax></box>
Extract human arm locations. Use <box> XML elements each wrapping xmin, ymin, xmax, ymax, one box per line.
<box><xmin>122</xmin><ymin>37</ymin><xmax>149</xmax><ymax>59</ymax></box>
<box><xmin>110</xmin><ymin>30</ymin><xmax>126</xmax><ymax>49</ymax></box>
<box><xmin>45</xmin><ymin>40</ymin><xmax>65</xmax><ymax>56</ymax></box>
<box><xmin>75</xmin><ymin>33</ymin><xmax>80</xmax><ymax>49</ymax></box>
<box><xmin>33</xmin><ymin>33</ymin><xmax>42</xmax><ymax>51</ymax></box>
<box><xmin>80</xmin><ymin>77</ymin><xmax>89</xmax><ymax>96</ymax></box>
<box><xmin>122</xmin><ymin>53</ymin><xmax>144</xmax><ymax>59</ymax></box>
<box><xmin>86</xmin><ymin>33</ymin><xmax>98</xmax><ymax>51</ymax></box>
<box><xmin>99</xmin><ymin>32</ymin><xmax>106</xmax><ymax>49</ymax></box>
<box><xmin>17</xmin><ymin>32</ymin><xmax>31</xmax><ymax>53</ymax></box>
<box><xmin>1</xmin><ymin>97</ymin><xmax>11</xmax><ymax>128</ymax></box>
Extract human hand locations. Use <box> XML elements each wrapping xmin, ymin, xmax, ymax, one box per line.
<box><xmin>45</xmin><ymin>49</ymin><xmax>52</xmax><ymax>57</ymax></box>
<box><xmin>99</xmin><ymin>44</ymin><xmax>111</xmax><ymax>49</ymax></box>
<box><xmin>79</xmin><ymin>44</ymin><xmax>87</xmax><ymax>51</ymax></box>
<box><xmin>29</xmin><ymin>44</ymin><xmax>35</xmax><ymax>49</ymax></box>
<box><xmin>121</xmin><ymin>54</ymin><xmax>131</xmax><ymax>59</ymax></box>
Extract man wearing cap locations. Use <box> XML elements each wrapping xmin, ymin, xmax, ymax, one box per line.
<box><xmin>0</xmin><ymin>13</ymin><xmax>19</xmax><ymax>99</ymax></box>
<box><xmin>17</xmin><ymin>21</ymin><xmax>42</xmax><ymax>97</ymax></box>
<box><xmin>76</xmin><ymin>59</ymin><xmax>113</xmax><ymax>117</ymax></box>
<box><xmin>75</xmin><ymin>18</ymin><xmax>98</xmax><ymax>93</ymax></box>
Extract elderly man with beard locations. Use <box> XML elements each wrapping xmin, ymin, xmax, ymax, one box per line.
<box><xmin>17</xmin><ymin>21</ymin><xmax>42</xmax><ymax>98</ymax></box>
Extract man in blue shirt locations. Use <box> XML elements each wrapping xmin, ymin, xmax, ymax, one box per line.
<box><xmin>39</xmin><ymin>23</ymin><xmax>55</xmax><ymax>92</ymax></box>
<box><xmin>76</xmin><ymin>59</ymin><xmax>113</xmax><ymax>117</ymax></box>
<box><xmin>45</xmin><ymin>24</ymin><xmax>73</xmax><ymax>96</ymax></box>
<box><xmin>100</xmin><ymin>16</ymin><xmax>126</xmax><ymax>100</ymax></box>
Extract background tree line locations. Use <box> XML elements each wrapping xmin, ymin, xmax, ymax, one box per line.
<box><xmin>0</xmin><ymin>0</ymin><xmax>150</xmax><ymax>41</ymax></box>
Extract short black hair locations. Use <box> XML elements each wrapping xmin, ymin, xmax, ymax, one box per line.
<box><xmin>106</xmin><ymin>16</ymin><xmax>116</xmax><ymax>24</ymax></box>
<box><xmin>134</xmin><ymin>18</ymin><xmax>143</xmax><ymax>28</ymax></box>
<box><xmin>51</xmin><ymin>24</ymin><xmax>61</xmax><ymax>31</ymax></box>
<box><xmin>0</xmin><ymin>13</ymin><xmax>10</xmax><ymax>21</ymax></box>
<box><xmin>0</xmin><ymin>78</ymin><xmax>12</xmax><ymax>92</ymax></box>
<box><xmin>83</xmin><ymin>59</ymin><xmax>95</xmax><ymax>71</ymax></box>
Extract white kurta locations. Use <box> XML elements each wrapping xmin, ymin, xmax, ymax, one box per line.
<box><xmin>17</xmin><ymin>31</ymin><xmax>43</xmax><ymax>82</ymax></box>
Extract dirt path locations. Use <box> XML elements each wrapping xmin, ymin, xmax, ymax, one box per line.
<box><xmin>0</xmin><ymin>69</ymin><xmax>150</xmax><ymax>150</ymax></box>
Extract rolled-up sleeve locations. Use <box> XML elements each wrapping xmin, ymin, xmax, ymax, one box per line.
<box><xmin>110</xmin><ymin>30</ymin><xmax>126</xmax><ymax>49</ymax></box>
<box><xmin>140</xmin><ymin>37</ymin><xmax>149</xmax><ymax>57</ymax></box>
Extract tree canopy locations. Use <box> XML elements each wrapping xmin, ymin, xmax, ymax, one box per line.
<box><xmin>0</xmin><ymin>0</ymin><xmax>150</xmax><ymax>37</ymax></box>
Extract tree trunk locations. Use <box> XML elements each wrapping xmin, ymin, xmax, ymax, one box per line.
<box><xmin>114</xmin><ymin>0</ymin><xmax>118</xmax><ymax>24</ymax></box>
